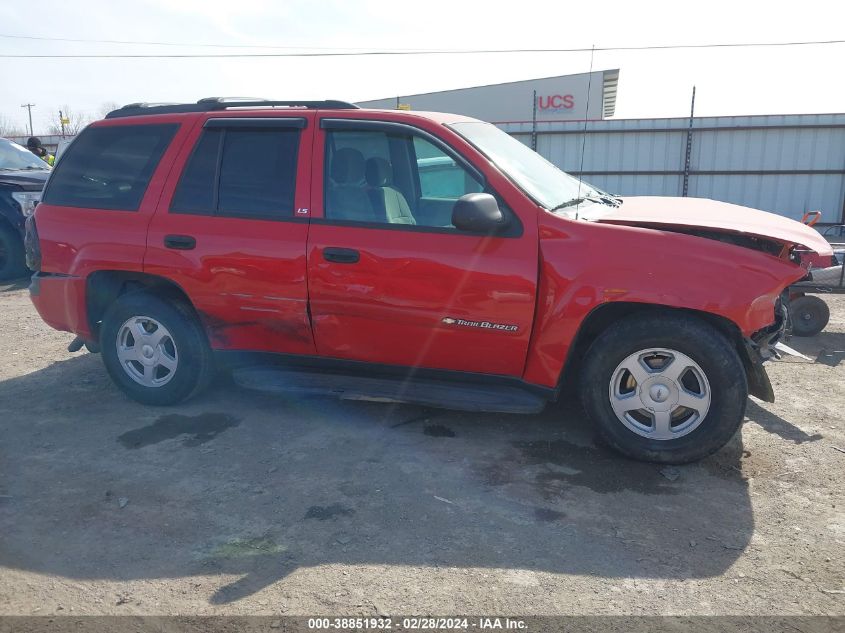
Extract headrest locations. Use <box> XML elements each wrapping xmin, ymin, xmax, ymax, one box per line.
<box><xmin>365</xmin><ymin>157</ymin><xmax>392</xmax><ymax>187</ymax></box>
<box><xmin>331</xmin><ymin>148</ymin><xmax>365</xmax><ymax>184</ymax></box>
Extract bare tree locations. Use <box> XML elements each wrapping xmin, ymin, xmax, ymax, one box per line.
<box><xmin>99</xmin><ymin>101</ymin><xmax>121</xmax><ymax>118</ymax></box>
<box><xmin>48</xmin><ymin>106</ymin><xmax>89</xmax><ymax>136</ymax></box>
<box><xmin>0</xmin><ymin>115</ymin><xmax>27</xmax><ymax>138</ymax></box>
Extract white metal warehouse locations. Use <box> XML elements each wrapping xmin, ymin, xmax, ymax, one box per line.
<box><xmin>358</xmin><ymin>72</ymin><xmax>845</xmax><ymax>225</ymax></box>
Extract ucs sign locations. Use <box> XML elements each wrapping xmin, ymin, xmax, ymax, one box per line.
<box><xmin>537</xmin><ymin>94</ymin><xmax>575</xmax><ymax>111</ymax></box>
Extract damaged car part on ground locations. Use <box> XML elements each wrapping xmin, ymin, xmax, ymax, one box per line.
<box><xmin>25</xmin><ymin>98</ymin><xmax>833</xmax><ymax>464</ymax></box>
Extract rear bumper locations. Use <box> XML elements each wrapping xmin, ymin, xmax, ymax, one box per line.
<box><xmin>29</xmin><ymin>272</ymin><xmax>92</xmax><ymax>339</ymax></box>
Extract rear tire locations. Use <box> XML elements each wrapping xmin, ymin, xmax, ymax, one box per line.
<box><xmin>0</xmin><ymin>223</ymin><xmax>27</xmax><ymax>281</ymax></box>
<box><xmin>100</xmin><ymin>291</ymin><xmax>214</xmax><ymax>405</ymax></box>
<box><xmin>580</xmin><ymin>313</ymin><xmax>747</xmax><ymax>464</ymax></box>
<box><xmin>789</xmin><ymin>295</ymin><xmax>829</xmax><ymax>337</ymax></box>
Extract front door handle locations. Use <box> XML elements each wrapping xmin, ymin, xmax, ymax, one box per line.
<box><xmin>164</xmin><ymin>234</ymin><xmax>196</xmax><ymax>250</ymax></box>
<box><xmin>323</xmin><ymin>247</ymin><xmax>360</xmax><ymax>264</ymax></box>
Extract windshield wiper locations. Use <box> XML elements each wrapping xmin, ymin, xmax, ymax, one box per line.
<box><xmin>549</xmin><ymin>197</ymin><xmax>588</xmax><ymax>212</ymax></box>
<box><xmin>587</xmin><ymin>194</ymin><xmax>622</xmax><ymax>208</ymax></box>
<box><xmin>550</xmin><ymin>195</ymin><xmax>618</xmax><ymax>212</ymax></box>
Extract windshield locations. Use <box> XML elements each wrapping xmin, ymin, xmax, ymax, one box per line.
<box><xmin>449</xmin><ymin>121</ymin><xmax>603</xmax><ymax>210</ymax></box>
<box><xmin>0</xmin><ymin>139</ymin><xmax>51</xmax><ymax>171</ymax></box>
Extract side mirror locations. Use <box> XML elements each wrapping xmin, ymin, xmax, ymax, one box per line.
<box><xmin>452</xmin><ymin>193</ymin><xmax>507</xmax><ymax>233</ymax></box>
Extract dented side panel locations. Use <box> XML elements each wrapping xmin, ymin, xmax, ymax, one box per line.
<box><xmin>143</xmin><ymin>112</ymin><xmax>318</xmax><ymax>355</ymax></box>
<box><xmin>523</xmin><ymin>213</ymin><xmax>809</xmax><ymax>388</ymax></box>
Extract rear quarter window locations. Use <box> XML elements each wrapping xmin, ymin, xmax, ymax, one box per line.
<box><xmin>42</xmin><ymin>123</ymin><xmax>178</xmax><ymax>211</ymax></box>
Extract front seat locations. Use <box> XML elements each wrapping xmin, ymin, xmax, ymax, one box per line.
<box><xmin>365</xmin><ymin>157</ymin><xmax>416</xmax><ymax>225</ymax></box>
<box><xmin>327</xmin><ymin>148</ymin><xmax>375</xmax><ymax>222</ymax></box>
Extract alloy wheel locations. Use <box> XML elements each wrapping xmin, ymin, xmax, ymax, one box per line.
<box><xmin>116</xmin><ymin>316</ymin><xmax>179</xmax><ymax>387</ymax></box>
<box><xmin>608</xmin><ymin>347</ymin><xmax>711</xmax><ymax>440</ymax></box>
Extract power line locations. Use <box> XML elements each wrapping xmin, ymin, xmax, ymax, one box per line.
<box><xmin>0</xmin><ymin>39</ymin><xmax>844</xmax><ymax>58</ymax></box>
<box><xmin>0</xmin><ymin>32</ymin><xmax>418</xmax><ymax>51</ymax></box>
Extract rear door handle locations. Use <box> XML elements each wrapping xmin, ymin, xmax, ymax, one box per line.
<box><xmin>323</xmin><ymin>247</ymin><xmax>360</xmax><ymax>264</ymax></box>
<box><xmin>164</xmin><ymin>235</ymin><xmax>196</xmax><ymax>250</ymax></box>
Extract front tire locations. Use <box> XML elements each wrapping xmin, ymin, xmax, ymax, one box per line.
<box><xmin>580</xmin><ymin>313</ymin><xmax>747</xmax><ymax>464</ymax></box>
<box><xmin>100</xmin><ymin>291</ymin><xmax>214</xmax><ymax>405</ymax></box>
<box><xmin>0</xmin><ymin>223</ymin><xmax>27</xmax><ymax>281</ymax></box>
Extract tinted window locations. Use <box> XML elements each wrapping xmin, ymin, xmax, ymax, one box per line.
<box><xmin>219</xmin><ymin>130</ymin><xmax>298</xmax><ymax>216</ymax></box>
<box><xmin>170</xmin><ymin>130</ymin><xmax>220</xmax><ymax>214</ymax></box>
<box><xmin>43</xmin><ymin>124</ymin><xmax>177</xmax><ymax>210</ymax></box>
<box><xmin>171</xmin><ymin>128</ymin><xmax>299</xmax><ymax>219</ymax></box>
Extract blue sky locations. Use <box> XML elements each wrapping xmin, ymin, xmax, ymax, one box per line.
<box><xmin>0</xmin><ymin>0</ymin><xmax>842</xmax><ymax>134</ymax></box>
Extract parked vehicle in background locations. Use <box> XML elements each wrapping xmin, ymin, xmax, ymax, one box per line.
<box><xmin>26</xmin><ymin>98</ymin><xmax>833</xmax><ymax>463</ymax></box>
<box><xmin>822</xmin><ymin>224</ymin><xmax>845</xmax><ymax>242</ymax></box>
<box><xmin>55</xmin><ymin>137</ymin><xmax>75</xmax><ymax>163</ymax></box>
<box><xmin>787</xmin><ymin>291</ymin><xmax>831</xmax><ymax>337</ymax></box>
<box><xmin>0</xmin><ymin>138</ymin><xmax>50</xmax><ymax>279</ymax></box>
<box><xmin>784</xmin><ymin>224</ymin><xmax>845</xmax><ymax>337</ymax></box>
<box><xmin>819</xmin><ymin>225</ymin><xmax>845</xmax><ymax>266</ymax></box>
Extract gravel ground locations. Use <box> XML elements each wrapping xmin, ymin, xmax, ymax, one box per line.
<box><xmin>0</xmin><ymin>279</ymin><xmax>842</xmax><ymax>617</ymax></box>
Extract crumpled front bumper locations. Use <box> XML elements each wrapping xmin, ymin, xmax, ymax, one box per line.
<box><xmin>739</xmin><ymin>297</ymin><xmax>788</xmax><ymax>403</ymax></box>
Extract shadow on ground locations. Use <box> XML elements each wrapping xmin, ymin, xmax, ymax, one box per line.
<box><xmin>0</xmin><ymin>354</ymin><xmax>755</xmax><ymax>604</ymax></box>
<box><xmin>787</xmin><ymin>331</ymin><xmax>845</xmax><ymax>368</ymax></box>
<box><xmin>0</xmin><ymin>276</ymin><xmax>30</xmax><ymax>293</ymax></box>
<box><xmin>745</xmin><ymin>400</ymin><xmax>824</xmax><ymax>444</ymax></box>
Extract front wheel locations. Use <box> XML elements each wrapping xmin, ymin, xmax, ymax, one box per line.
<box><xmin>580</xmin><ymin>313</ymin><xmax>748</xmax><ymax>464</ymax></box>
<box><xmin>100</xmin><ymin>291</ymin><xmax>214</xmax><ymax>405</ymax></box>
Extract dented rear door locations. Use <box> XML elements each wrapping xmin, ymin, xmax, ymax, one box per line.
<box><xmin>144</xmin><ymin>111</ymin><xmax>316</xmax><ymax>355</ymax></box>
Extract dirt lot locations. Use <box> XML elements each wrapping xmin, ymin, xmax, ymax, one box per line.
<box><xmin>0</xmin><ymin>279</ymin><xmax>843</xmax><ymax>617</ymax></box>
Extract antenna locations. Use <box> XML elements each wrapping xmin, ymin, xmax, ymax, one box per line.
<box><xmin>574</xmin><ymin>45</ymin><xmax>595</xmax><ymax>220</ymax></box>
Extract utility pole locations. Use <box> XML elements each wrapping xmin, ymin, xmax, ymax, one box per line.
<box><xmin>20</xmin><ymin>103</ymin><xmax>35</xmax><ymax>137</ymax></box>
<box><xmin>59</xmin><ymin>110</ymin><xmax>66</xmax><ymax>137</ymax></box>
<box><xmin>682</xmin><ymin>86</ymin><xmax>696</xmax><ymax>197</ymax></box>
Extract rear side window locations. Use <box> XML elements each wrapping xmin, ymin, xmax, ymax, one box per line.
<box><xmin>169</xmin><ymin>129</ymin><xmax>219</xmax><ymax>214</ymax></box>
<box><xmin>171</xmin><ymin>128</ymin><xmax>300</xmax><ymax>219</ymax></box>
<box><xmin>42</xmin><ymin>124</ymin><xmax>177</xmax><ymax>211</ymax></box>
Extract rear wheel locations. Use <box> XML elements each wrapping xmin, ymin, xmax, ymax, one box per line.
<box><xmin>101</xmin><ymin>291</ymin><xmax>214</xmax><ymax>405</ymax></box>
<box><xmin>789</xmin><ymin>295</ymin><xmax>829</xmax><ymax>337</ymax></box>
<box><xmin>580</xmin><ymin>313</ymin><xmax>747</xmax><ymax>463</ymax></box>
<box><xmin>0</xmin><ymin>223</ymin><xmax>27</xmax><ymax>281</ymax></box>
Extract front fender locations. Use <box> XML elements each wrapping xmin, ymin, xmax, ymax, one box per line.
<box><xmin>523</xmin><ymin>214</ymin><xmax>806</xmax><ymax>388</ymax></box>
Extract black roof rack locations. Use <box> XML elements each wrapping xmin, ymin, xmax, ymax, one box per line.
<box><xmin>105</xmin><ymin>97</ymin><xmax>360</xmax><ymax>119</ymax></box>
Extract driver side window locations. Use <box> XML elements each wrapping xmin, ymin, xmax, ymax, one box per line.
<box><xmin>414</xmin><ymin>136</ymin><xmax>484</xmax><ymax>200</ymax></box>
<box><xmin>324</xmin><ymin>129</ymin><xmax>483</xmax><ymax>229</ymax></box>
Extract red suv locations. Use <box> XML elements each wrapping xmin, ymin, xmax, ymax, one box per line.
<box><xmin>26</xmin><ymin>98</ymin><xmax>832</xmax><ymax>463</ymax></box>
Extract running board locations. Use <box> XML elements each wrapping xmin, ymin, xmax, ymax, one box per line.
<box><xmin>231</xmin><ymin>366</ymin><xmax>547</xmax><ymax>414</ymax></box>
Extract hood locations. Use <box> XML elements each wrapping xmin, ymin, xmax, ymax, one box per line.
<box><xmin>590</xmin><ymin>196</ymin><xmax>833</xmax><ymax>257</ymax></box>
<box><xmin>0</xmin><ymin>169</ymin><xmax>50</xmax><ymax>190</ymax></box>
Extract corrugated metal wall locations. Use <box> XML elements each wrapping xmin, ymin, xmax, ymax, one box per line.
<box><xmin>499</xmin><ymin>113</ymin><xmax>845</xmax><ymax>224</ymax></box>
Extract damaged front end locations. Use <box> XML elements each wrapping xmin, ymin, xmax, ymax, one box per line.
<box><xmin>740</xmin><ymin>296</ymin><xmax>790</xmax><ymax>403</ymax></box>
